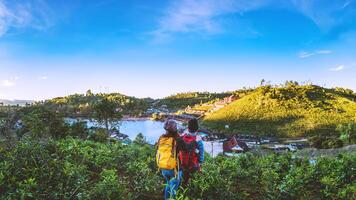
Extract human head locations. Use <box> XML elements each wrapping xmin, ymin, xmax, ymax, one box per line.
<box><xmin>188</xmin><ymin>118</ymin><xmax>199</xmax><ymax>133</ymax></box>
<box><xmin>164</xmin><ymin>119</ymin><xmax>177</xmax><ymax>134</ymax></box>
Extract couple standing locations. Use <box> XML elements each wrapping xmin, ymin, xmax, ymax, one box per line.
<box><xmin>156</xmin><ymin>118</ymin><xmax>204</xmax><ymax>200</ymax></box>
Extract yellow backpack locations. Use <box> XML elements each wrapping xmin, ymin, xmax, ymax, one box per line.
<box><xmin>156</xmin><ymin>136</ymin><xmax>177</xmax><ymax>170</ymax></box>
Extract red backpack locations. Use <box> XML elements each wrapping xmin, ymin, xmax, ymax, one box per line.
<box><xmin>178</xmin><ymin>134</ymin><xmax>200</xmax><ymax>171</ymax></box>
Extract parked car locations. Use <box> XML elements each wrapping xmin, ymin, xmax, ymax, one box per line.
<box><xmin>286</xmin><ymin>144</ymin><xmax>298</xmax><ymax>152</ymax></box>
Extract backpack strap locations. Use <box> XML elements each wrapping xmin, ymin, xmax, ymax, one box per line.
<box><xmin>188</xmin><ymin>140</ymin><xmax>197</xmax><ymax>171</ymax></box>
<box><xmin>172</xmin><ymin>138</ymin><xmax>179</xmax><ymax>177</ymax></box>
<box><xmin>156</xmin><ymin>136</ymin><xmax>160</xmax><ymax>171</ymax></box>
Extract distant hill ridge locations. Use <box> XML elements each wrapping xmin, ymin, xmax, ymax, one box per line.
<box><xmin>0</xmin><ymin>99</ymin><xmax>35</xmax><ymax>106</ymax></box>
<box><xmin>202</xmin><ymin>84</ymin><xmax>356</xmax><ymax>137</ymax></box>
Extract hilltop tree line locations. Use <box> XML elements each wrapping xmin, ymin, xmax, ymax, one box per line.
<box><xmin>155</xmin><ymin>92</ymin><xmax>235</xmax><ymax>111</ymax></box>
<box><xmin>43</xmin><ymin>90</ymin><xmax>151</xmax><ymax>118</ymax></box>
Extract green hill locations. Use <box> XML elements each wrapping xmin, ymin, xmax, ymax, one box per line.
<box><xmin>203</xmin><ymin>84</ymin><xmax>356</xmax><ymax>137</ymax></box>
<box><xmin>44</xmin><ymin>91</ymin><xmax>151</xmax><ymax>117</ymax></box>
<box><xmin>156</xmin><ymin>92</ymin><xmax>233</xmax><ymax>110</ymax></box>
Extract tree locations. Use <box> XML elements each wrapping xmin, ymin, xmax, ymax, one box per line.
<box><xmin>92</xmin><ymin>98</ymin><xmax>122</xmax><ymax>133</ymax></box>
<box><xmin>133</xmin><ymin>133</ymin><xmax>147</xmax><ymax>145</ymax></box>
<box><xmin>69</xmin><ymin>120</ymin><xmax>89</xmax><ymax>139</ymax></box>
<box><xmin>86</xmin><ymin>89</ymin><xmax>94</xmax><ymax>96</ymax></box>
<box><xmin>337</xmin><ymin>123</ymin><xmax>356</xmax><ymax>145</ymax></box>
<box><xmin>22</xmin><ymin>106</ymin><xmax>69</xmax><ymax>138</ymax></box>
<box><xmin>0</xmin><ymin>107</ymin><xmax>15</xmax><ymax>140</ymax></box>
<box><xmin>260</xmin><ymin>79</ymin><xmax>266</xmax><ymax>86</ymax></box>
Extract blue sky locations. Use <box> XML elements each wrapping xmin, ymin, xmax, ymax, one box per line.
<box><xmin>0</xmin><ymin>0</ymin><xmax>355</xmax><ymax>100</ymax></box>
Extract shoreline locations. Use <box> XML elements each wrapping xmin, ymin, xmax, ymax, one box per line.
<box><xmin>121</xmin><ymin>116</ymin><xmax>151</xmax><ymax>121</ymax></box>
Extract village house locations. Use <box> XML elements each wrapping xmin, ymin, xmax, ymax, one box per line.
<box><xmin>213</xmin><ymin>95</ymin><xmax>239</xmax><ymax>110</ymax></box>
<box><xmin>159</xmin><ymin>104</ymin><xmax>169</xmax><ymax>113</ymax></box>
<box><xmin>223</xmin><ymin>135</ymin><xmax>249</xmax><ymax>154</ymax></box>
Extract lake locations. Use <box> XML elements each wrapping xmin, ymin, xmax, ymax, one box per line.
<box><xmin>74</xmin><ymin>119</ymin><xmax>224</xmax><ymax>157</ymax></box>
<box><xmin>84</xmin><ymin>119</ymin><xmax>179</xmax><ymax>144</ymax></box>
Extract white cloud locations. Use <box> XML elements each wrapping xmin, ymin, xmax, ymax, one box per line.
<box><xmin>315</xmin><ymin>50</ymin><xmax>332</xmax><ymax>54</ymax></box>
<box><xmin>291</xmin><ymin>0</ymin><xmax>356</xmax><ymax>31</ymax></box>
<box><xmin>39</xmin><ymin>75</ymin><xmax>48</xmax><ymax>80</ymax></box>
<box><xmin>299</xmin><ymin>51</ymin><xmax>315</xmax><ymax>58</ymax></box>
<box><xmin>152</xmin><ymin>0</ymin><xmax>269</xmax><ymax>41</ymax></box>
<box><xmin>0</xmin><ymin>0</ymin><xmax>52</xmax><ymax>37</ymax></box>
<box><xmin>0</xmin><ymin>76</ymin><xmax>19</xmax><ymax>87</ymax></box>
<box><xmin>329</xmin><ymin>65</ymin><xmax>345</xmax><ymax>71</ymax></box>
<box><xmin>153</xmin><ymin>0</ymin><xmax>355</xmax><ymax>41</ymax></box>
<box><xmin>342</xmin><ymin>1</ymin><xmax>351</xmax><ymax>9</ymax></box>
<box><xmin>298</xmin><ymin>50</ymin><xmax>332</xmax><ymax>58</ymax></box>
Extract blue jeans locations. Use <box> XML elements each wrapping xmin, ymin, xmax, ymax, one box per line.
<box><xmin>161</xmin><ymin>169</ymin><xmax>182</xmax><ymax>200</ymax></box>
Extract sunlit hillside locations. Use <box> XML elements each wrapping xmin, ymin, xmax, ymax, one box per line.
<box><xmin>203</xmin><ymin>84</ymin><xmax>356</xmax><ymax>137</ymax></box>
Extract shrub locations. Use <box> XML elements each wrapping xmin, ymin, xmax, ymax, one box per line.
<box><xmin>0</xmin><ymin>138</ymin><xmax>162</xmax><ymax>200</ymax></box>
<box><xmin>0</xmin><ymin>138</ymin><xmax>355</xmax><ymax>200</ymax></box>
<box><xmin>89</xmin><ymin>128</ymin><xmax>109</xmax><ymax>143</ymax></box>
<box><xmin>89</xmin><ymin>169</ymin><xmax>130</xmax><ymax>200</ymax></box>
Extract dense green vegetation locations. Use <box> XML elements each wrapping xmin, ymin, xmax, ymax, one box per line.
<box><xmin>0</xmin><ymin>137</ymin><xmax>355</xmax><ymax>200</ymax></box>
<box><xmin>203</xmin><ymin>84</ymin><xmax>356</xmax><ymax>139</ymax></box>
<box><xmin>44</xmin><ymin>90</ymin><xmax>151</xmax><ymax>117</ymax></box>
<box><xmin>156</xmin><ymin>92</ymin><xmax>233</xmax><ymax>110</ymax></box>
<box><xmin>0</xmin><ymin>138</ymin><xmax>160</xmax><ymax>200</ymax></box>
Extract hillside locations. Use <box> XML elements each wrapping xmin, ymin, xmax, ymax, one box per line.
<box><xmin>0</xmin><ymin>99</ymin><xmax>34</xmax><ymax>106</ymax></box>
<box><xmin>155</xmin><ymin>92</ymin><xmax>233</xmax><ymax>111</ymax></box>
<box><xmin>203</xmin><ymin>84</ymin><xmax>356</xmax><ymax>137</ymax></box>
<box><xmin>43</xmin><ymin>91</ymin><xmax>151</xmax><ymax>117</ymax></box>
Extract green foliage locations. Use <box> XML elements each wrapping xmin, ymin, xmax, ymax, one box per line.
<box><xmin>92</xmin><ymin>98</ymin><xmax>122</xmax><ymax>132</ymax></box>
<box><xmin>309</xmin><ymin>135</ymin><xmax>344</xmax><ymax>149</ymax></box>
<box><xmin>1</xmin><ymin>137</ymin><xmax>355</xmax><ymax>200</ymax></box>
<box><xmin>337</xmin><ymin>123</ymin><xmax>356</xmax><ymax>145</ymax></box>
<box><xmin>0</xmin><ymin>138</ymin><xmax>161</xmax><ymax>200</ymax></box>
<box><xmin>89</xmin><ymin>128</ymin><xmax>109</xmax><ymax>143</ymax></box>
<box><xmin>157</xmin><ymin>92</ymin><xmax>234</xmax><ymax>110</ymax></box>
<box><xmin>44</xmin><ymin>92</ymin><xmax>149</xmax><ymax>118</ymax></box>
<box><xmin>21</xmin><ymin>106</ymin><xmax>69</xmax><ymax>139</ymax></box>
<box><xmin>69</xmin><ymin>121</ymin><xmax>89</xmax><ymax>139</ymax></box>
<box><xmin>203</xmin><ymin>85</ymin><xmax>356</xmax><ymax>138</ymax></box>
<box><xmin>89</xmin><ymin>169</ymin><xmax>130</xmax><ymax>200</ymax></box>
<box><xmin>0</xmin><ymin>118</ymin><xmax>6</xmax><ymax>135</ymax></box>
<box><xmin>0</xmin><ymin>106</ymin><xmax>23</xmax><ymax>140</ymax></box>
<box><xmin>279</xmin><ymin>154</ymin><xmax>356</xmax><ymax>200</ymax></box>
<box><xmin>133</xmin><ymin>133</ymin><xmax>147</xmax><ymax>145</ymax></box>
<box><xmin>177</xmin><ymin>153</ymin><xmax>356</xmax><ymax>200</ymax></box>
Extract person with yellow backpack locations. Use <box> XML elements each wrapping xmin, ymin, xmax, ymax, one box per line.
<box><xmin>156</xmin><ymin>119</ymin><xmax>182</xmax><ymax>200</ymax></box>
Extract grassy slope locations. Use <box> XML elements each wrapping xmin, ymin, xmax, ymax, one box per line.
<box><xmin>156</xmin><ymin>92</ymin><xmax>233</xmax><ymax>110</ymax></box>
<box><xmin>203</xmin><ymin>85</ymin><xmax>356</xmax><ymax>137</ymax></box>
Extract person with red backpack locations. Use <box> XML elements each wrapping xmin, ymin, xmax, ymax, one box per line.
<box><xmin>177</xmin><ymin>118</ymin><xmax>204</xmax><ymax>186</ymax></box>
<box><xmin>156</xmin><ymin>119</ymin><xmax>183</xmax><ymax>200</ymax></box>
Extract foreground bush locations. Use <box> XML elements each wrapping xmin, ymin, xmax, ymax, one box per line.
<box><xmin>0</xmin><ymin>138</ymin><xmax>355</xmax><ymax>200</ymax></box>
<box><xmin>179</xmin><ymin>154</ymin><xmax>355</xmax><ymax>200</ymax></box>
<box><xmin>0</xmin><ymin>138</ymin><xmax>161</xmax><ymax>200</ymax></box>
